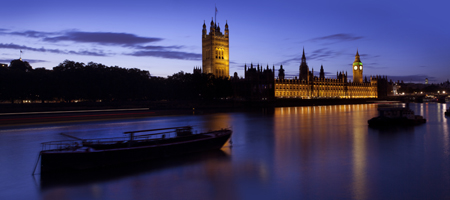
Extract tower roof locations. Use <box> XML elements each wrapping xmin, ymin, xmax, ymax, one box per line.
<box><xmin>354</xmin><ymin>50</ymin><xmax>362</xmax><ymax>63</ymax></box>
<box><xmin>302</xmin><ymin>47</ymin><xmax>306</xmax><ymax>59</ymax></box>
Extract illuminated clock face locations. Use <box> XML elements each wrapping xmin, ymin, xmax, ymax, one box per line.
<box><xmin>359</xmin><ymin>66</ymin><xmax>363</xmax><ymax>70</ymax></box>
<box><xmin>354</xmin><ymin>66</ymin><xmax>357</xmax><ymax>70</ymax></box>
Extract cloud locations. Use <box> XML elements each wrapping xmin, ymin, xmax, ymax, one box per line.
<box><xmin>0</xmin><ymin>58</ymin><xmax>47</xmax><ymax>64</ymax></box>
<box><xmin>44</xmin><ymin>31</ymin><xmax>162</xmax><ymax>46</ymax></box>
<box><xmin>22</xmin><ymin>59</ymin><xmax>48</xmax><ymax>63</ymax></box>
<box><xmin>284</xmin><ymin>71</ymin><xmax>299</xmax><ymax>78</ymax></box>
<box><xmin>308</xmin><ymin>33</ymin><xmax>363</xmax><ymax>45</ymax></box>
<box><xmin>363</xmin><ymin>63</ymin><xmax>387</xmax><ymax>69</ymax></box>
<box><xmin>0</xmin><ymin>43</ymin><xmax>108</xmax><ymax>56</ymax></box>
<box><xmin>135</xmin><ymin>45</ymin><xmax>183</xmax><ymax>50</ymax></box>
<box><xmin>1</xmin><ymin>29</ymin><xmax>199</xmax><ymax>60</ymax></box>
<box><xmin>3</xmin><ymin>30</ymin><xmax>163</xmax><ymax>46</ymax></box>
<box><xmin>126</xmin><ymin>50</ymin><xmax>201</xmax><ymax>60</ymax></box>
<box><xmin>386</xmin><ymin>75</ymin><xmax>435</xmax><ymax>83</ymax></box>
<box><xmin>277</xmin><ymin>48</ymin><xmax>341</xmax><ymax>65</ymax></box>
<box><xmin>9</xmin><ymin>30</ymin><xmax>55</xmax><ymax>38</ymax></box>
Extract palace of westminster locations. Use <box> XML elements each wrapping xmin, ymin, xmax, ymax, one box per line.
<box><xmin>198</xmin><ymin>18</ymin><xmax>387</xmax><ymax>99</ymax></box>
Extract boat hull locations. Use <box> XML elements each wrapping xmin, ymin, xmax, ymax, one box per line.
<box><xmin>40</xmin><ymin>130</ymin><xmax>231</xmax><ymax>174</ymax></box>
<box><xmin>368</xmin><ymin>117</ymin><xmax>426</xmax><ymax>127</ymax></box>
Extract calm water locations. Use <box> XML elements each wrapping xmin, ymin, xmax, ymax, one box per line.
<box><xmin>1</xmin><ymin>103</ymin><xmax>449</xmax><ymax>200</ymax></box>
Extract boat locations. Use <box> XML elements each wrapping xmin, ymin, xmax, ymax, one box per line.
<box><xmin>368</xmin><ymin>106</ymin><xmax>426</xmax><ymax>127</ymax></box>
<box><xmin>36</xmin><ymin>126</ymin><xmax>232</xmax><ymax>174</ymax></box>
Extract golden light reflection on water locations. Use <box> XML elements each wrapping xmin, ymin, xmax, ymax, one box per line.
<box><xmin>352</xmin><ymin>105</ymin><xmax>368</xmax><ymax>200</ymax></box>
<box><xmin>201</xmin><ymin>113</ymin><xmax>232</xmax><ymax>131</ymax></box>
<box><xmin>273</xmin><ymin>104</ymin><xmax>377</xmax><ymax>197</ymax></box>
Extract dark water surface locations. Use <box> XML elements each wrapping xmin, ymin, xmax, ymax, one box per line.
<box><xmin>1</xmin><ymin>103</ymin><xmax>449</xmax><ymax>200</ymax></box>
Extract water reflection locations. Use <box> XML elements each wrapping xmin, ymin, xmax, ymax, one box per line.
<box><xmin>40</xmin><ymin>150</ymin><xmax>230</xmax><ymax>190</ymax></box>
<box><xmin>3</xmin><ymin>103</ymin><xmax>450</xmax><ymax>199</ymax></box>
<box><xmin>352</xmin><ymin>106</ymin><xmax>368</xmax><ymax>200</ymax></box>
<box><xmin>273</xmin><ymin>104</ymin><xmax>377</xmax><ymax>199</ymax></box>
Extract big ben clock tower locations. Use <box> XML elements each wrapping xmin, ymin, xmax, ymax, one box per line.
<box><xmin>352</xmin><ymin>50</ymin><xmax>363</xmax><ymax>83</ymax></box>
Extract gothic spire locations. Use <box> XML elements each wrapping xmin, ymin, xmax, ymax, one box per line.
<box><xmin>354</xmin><ymin>49</ymin><xmax>361</xmax><ymax>62</ymax></box>
<box><xmin>302</xmin><ymin>47</ymin><xmax>306</xmax><ymax>60</ymax></box>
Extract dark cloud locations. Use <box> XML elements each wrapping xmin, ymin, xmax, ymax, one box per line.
<box><xmin>386</xmin><ymin>75</ymin><xmax>435</xmax><ymax>83</ymax></box>
<box><xmin>309</xmin><ymin>48</ymin><xmax>341</xmax><ymax>61</ymax></box>
<box><xmin>284</xmin><ymin>71</ymin><xmax>299</xmax><ymax>78</ymax></box>
<box><xmin>277</xmin><ymin>48</ymin><xmax>341</xmax><ymax>65</ymax></box>
<box><xmin>3</xmin><ymin>30</ymin><xmax>163</xmax><ymax>46</ymax></box>
<box><xmin>135</xmin><ymin>45</ymin><xmax>183</xmax><ymax>50</ymax></box>
<box><xmin>1</xmin><ymin>30</ymin><xmax>197</xmax><ymax>60</ymax></box>
<box><xmin>0</xmin><ymin>43</ymin><xmax>107</xmax><ymax>56</ymax></box>
<box><xmin>44</xmin><ymin>31</ymin><xmax>162</xmax><ymax>46</ymax></box>
<box><xmin>363</xmin><ymin>63</ymin><xmax>387</xmax><ymax>69</ymax></box>
<box><xmin>10</xmin><ymin>30</ymin><xmax>55</xmax><ymax>38</ymax></box>
<box><xmin>0</xmin><ymin>59</ymin><xmax>46</xmax><ymax>64</ymax></box>
<box><xmin>126</xmin><ymin>50</ymin><xmax>201</xmax><ymax>60</ymax></box>
<box><xmin>308</xmin><ymin>33</ymin><xmax>363</xmax><ymax>45</ymax></box>
<box><xmin>22</xmin><ymin>59</ymin><xmax>47</xmax><ymax>63</ymax></box>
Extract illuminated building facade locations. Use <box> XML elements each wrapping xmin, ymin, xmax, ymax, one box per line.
<box><xmin>202</xmin><ymin>19</ymin><xmax>229</xmax><ymax>78</ymax></box>
<box><xmin>274</xmin><ymin>50</ymin><xmax>379</xmax><ymax>99</ymax></box>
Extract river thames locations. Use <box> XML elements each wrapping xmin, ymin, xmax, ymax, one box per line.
<box><xmin>1</xmin><ymin>103</ymin><xmax>449</xmax><ymax>200</ymax></box>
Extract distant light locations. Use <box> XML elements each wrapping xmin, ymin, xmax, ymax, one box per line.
<box><xmin>443</xmin><ymin>91</ymin><xmax>446</xmax><ymax>94</ymax></box>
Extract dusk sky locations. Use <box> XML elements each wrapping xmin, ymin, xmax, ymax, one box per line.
<box><xmin>1</xmin><ymin>0</ymin><xmax>449</xmax><ymax>83</ymax></box>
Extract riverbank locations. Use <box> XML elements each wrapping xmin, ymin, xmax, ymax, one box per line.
<box><xmin>0</xmin><ymin>98</ymin><xmax>379</xmax><ymax>126</ymax></box>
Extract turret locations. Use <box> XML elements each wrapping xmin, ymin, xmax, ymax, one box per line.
<box><xmin>224</xmin><ymin>20</ymin><xmax>229</xmax><ymax>38</ymax></box>
<box><xmin>320</xmin><ymin>65</ymin><xmax>325</xmax><ymax>79</ymax></box>
<box><xmin>210</xmin><ymin>18</ymin><xmax>215</xmax><ymax>35</ymax></box>
<box><xmin>202</xmin><ymin>21</ymin><xmax>207</xmax><ymax>37</ymax></box>
<box><xmin>299</xmin><ymin>47</ymin><xmax>309</xmax><ymax>81</ymax></box>
<box><xmin>278</xmin><ymin>65</ymin><xmax>285</xmax><ymax>80</ymax></box>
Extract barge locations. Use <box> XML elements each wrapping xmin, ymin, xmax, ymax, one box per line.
<box><xmin>37</xmin><ymin>126</ymin><xmax>232</xmax><ymax>174</ymax></box>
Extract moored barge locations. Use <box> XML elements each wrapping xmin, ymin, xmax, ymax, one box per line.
<box><xmin>38</xmin><ymin>126</ymin><xmax>232</xmax><ymax>174</ymax></box>
<box><xmin>368</xmin><ymin>106</ymin><xmax>426</xmax><ymax>127</ymax></box>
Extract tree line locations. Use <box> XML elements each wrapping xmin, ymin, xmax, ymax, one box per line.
<box><xmin>0</xmin><ymin>59</ymin><xmax>233</xmax><ymax>103</ymax></box>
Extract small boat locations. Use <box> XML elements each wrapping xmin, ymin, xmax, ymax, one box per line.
<box><xmin>36</xmin><ymin>126</ymin><xmax>232</xmax><ymax>174</ymax></box>
<box><xmin>368</xmin><ymin>106</ymin><xmax>426</xmax><ymax>127</ymax></box>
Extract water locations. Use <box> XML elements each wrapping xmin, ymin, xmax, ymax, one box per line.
<box><xmin>1</xmin><ymin>103</ymin><xmax>449</xmax><ymax>200</ymax></box>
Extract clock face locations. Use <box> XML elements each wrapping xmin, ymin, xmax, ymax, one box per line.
<box><xmin>354</xmin><ymin>66</ymin><xmax>357</xmax><ymax>70</ymax></box>
<box><xmin>359</xmin><ymin>66</ymin><xmax>363</xmax><ymax>70</ymax></box>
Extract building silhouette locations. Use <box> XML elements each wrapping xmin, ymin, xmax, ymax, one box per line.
<box><xmin>202</xmin><ymin>19</ymin><xmax>229</xmax><ymax>78</ymax></box>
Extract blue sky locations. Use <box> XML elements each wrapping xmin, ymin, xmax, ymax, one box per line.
<box><xmin>1</xmin><ymin>0</ymin><xmax>449</xmax><ymax>83</ymax></box>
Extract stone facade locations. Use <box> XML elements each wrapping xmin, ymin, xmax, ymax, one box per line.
<box><xmin>274</xmin><ymin>50</ymin><xmax>379</xmax><ymax>99</ymax></box>
<box><xmin>202</xmin><ymin>19</ymin><xmax>229</xmax><ymax>78</ymax></box>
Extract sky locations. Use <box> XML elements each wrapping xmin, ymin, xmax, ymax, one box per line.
<box><xmin>1</xmin><ymin>0</ymin><xmax>449</xmax><ymax>83</ymax></box>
